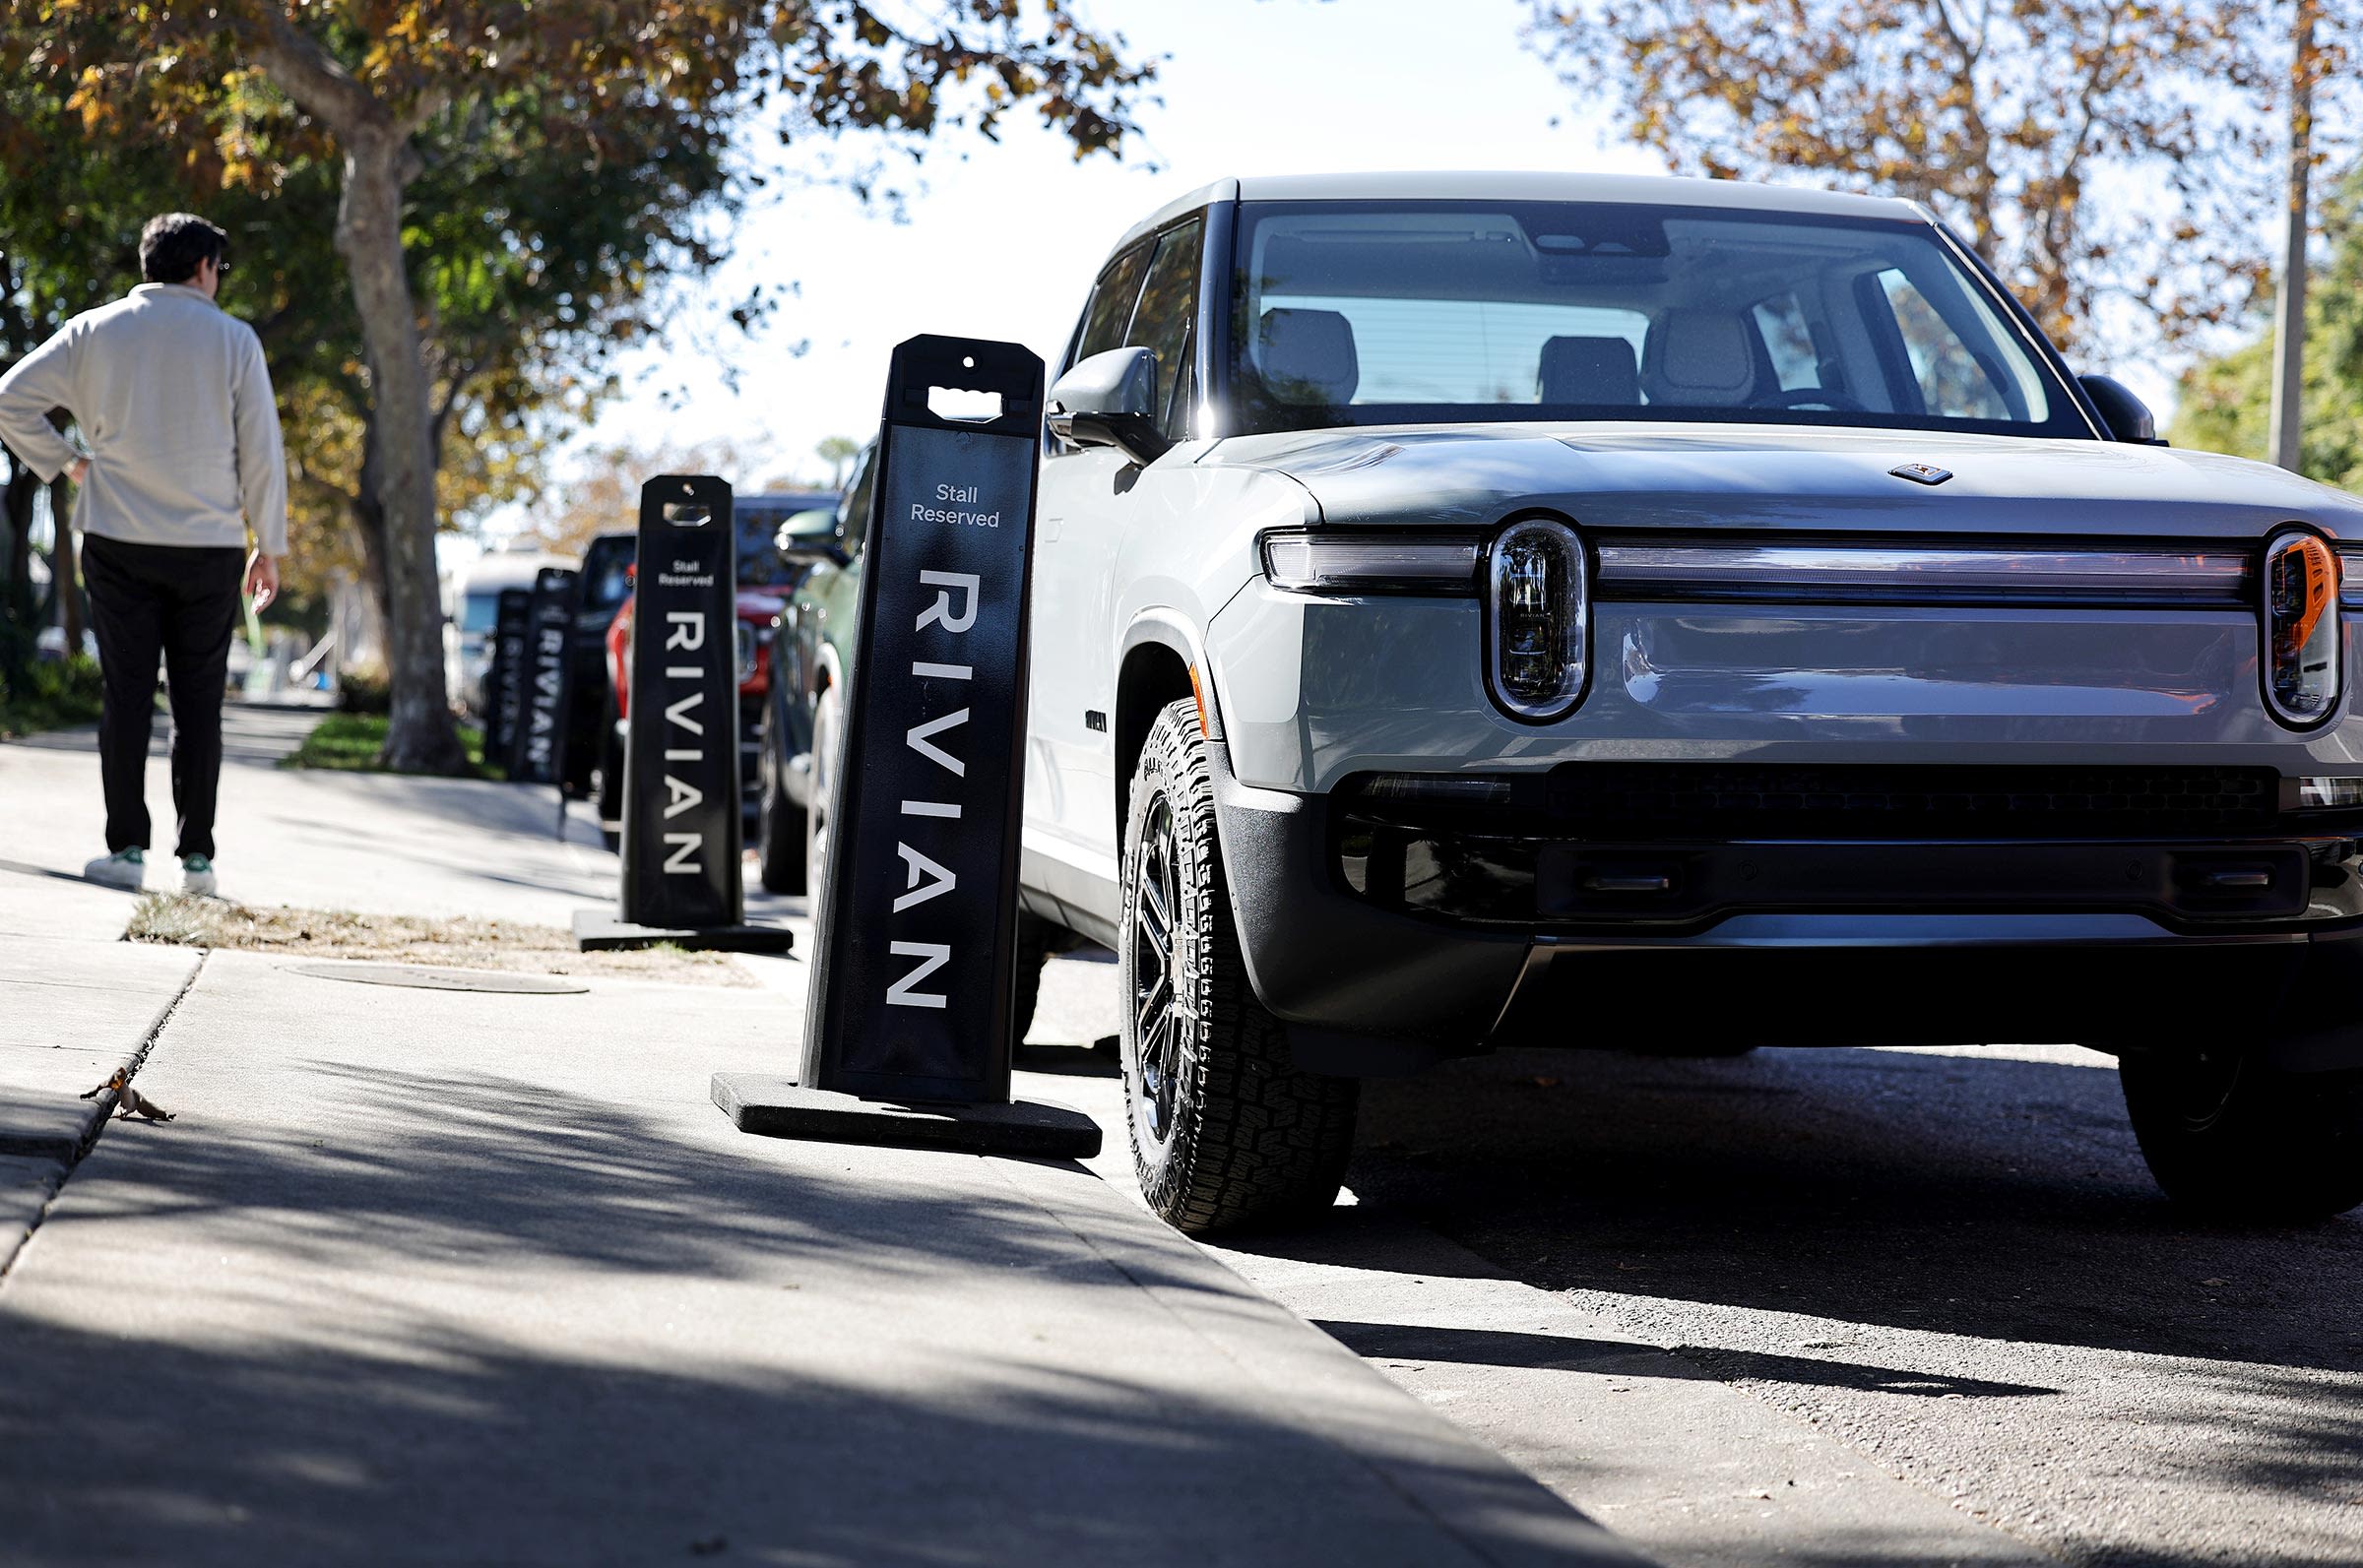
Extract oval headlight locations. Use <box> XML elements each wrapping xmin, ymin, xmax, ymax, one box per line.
<box><xmin>2263</xmin><ymin>529</ymin><xmax>2341</xmax><ymax>728</ymax></box>
<box><xmin>1487</xmin><ymin>517</ymin><xmax>1587</xmax><ymax>721</ymax></box>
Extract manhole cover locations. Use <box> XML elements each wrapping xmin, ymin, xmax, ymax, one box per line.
<box><xmin>285</xmin><ymin>963</ymin><xmax>587</xmax><ymax>995</ymax></box>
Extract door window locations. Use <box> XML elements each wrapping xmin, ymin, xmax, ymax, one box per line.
<box><xmin>1075</xmin><ymin>241</ymin><xmax>1155</xmax><ymax>364</ymax></box>
<box><xmin>1125</xmin><ymin>217</ymin><xmax>1204</xmax><ymax>439</ymax></box>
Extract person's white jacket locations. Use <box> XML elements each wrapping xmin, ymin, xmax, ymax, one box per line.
<box><xmin>0</xmin><ymin>282</ymin><xmax>287</xmax><ymax>556</ymax></box>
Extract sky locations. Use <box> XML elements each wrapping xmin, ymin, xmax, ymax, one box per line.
<box><xmin>511</xmin><ymin>0</ymin><xmax>1661</xmax><ymax>516</ymax></box>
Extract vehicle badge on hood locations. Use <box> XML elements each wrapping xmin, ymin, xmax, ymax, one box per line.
<box><xmin>1889</xmin><ymin>462</ymin><xmax>1953</xmax><ymax>486</ymax></box>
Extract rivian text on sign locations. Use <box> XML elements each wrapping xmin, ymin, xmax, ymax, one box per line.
<box><xmin>884</xmin><ymin>568</ymin><xmax>982</xmax><ymax>1010</ymax></box>
<box><xmin>659</xmin><ymin>605</ymin><xmax>711</xmax><ymax>875</ymax></box>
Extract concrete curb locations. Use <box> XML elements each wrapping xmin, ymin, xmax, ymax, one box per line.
<box><xmin>978</xmin><ymin>1154</ymin><xmax>1658</xmax><ymax>1566</ymax></box>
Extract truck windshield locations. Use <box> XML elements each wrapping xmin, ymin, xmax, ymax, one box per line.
<box><xmin>1227</xmin><ymin>200</ymin><xmax>2086</xmax><ymax>438</ymax></box>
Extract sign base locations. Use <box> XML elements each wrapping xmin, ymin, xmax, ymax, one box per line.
<box><xmin>572</xmin><ymin>909</ymin><xmax>795</xmax><ymax>955</ymax></box>
<box><xmin>711</xmin><ymin>1073</ymin><xmax>1101</xmax><ymax>1159</ymax></box>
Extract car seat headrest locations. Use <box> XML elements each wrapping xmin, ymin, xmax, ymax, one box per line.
<box><xmin>1538</xmin><ymin>335</ymin><xmax>1641</xmax><ymax>406</ymax></box>
<box><xmin>1641</xmin><ymin>309</ymin><xmax>1757</xmax><ymax>407</ymax></box>
<box><xmin>1258</xmin><ymin>308</ymin><xmax>1360</xmax><ymax>406</ymax></box>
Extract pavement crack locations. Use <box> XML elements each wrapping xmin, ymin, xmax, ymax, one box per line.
<box><xmin>0</xmin><ymin>948</ymin><xmax>208</xmax><ymax>1288</ymax></box>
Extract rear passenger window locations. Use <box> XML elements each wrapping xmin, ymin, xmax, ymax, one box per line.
<box><xmin>1075</xmin><ymin>242</ymin><xmax>1154</xmax><ymax>365</ymax></box>
<box><xmin>1125</xmin><ymin>218</ymin><xmax>1204</xmax><ymax>440</ymax></box>
<box><xmin>1876</xmin><ymin>270</ymin><xmax>2011</xmax><ymax>420</ymax></box>
<box><xmin>1752</xmin><ymin>292</ymin><xmax>1821</xmax><ymax>392</ymax></box>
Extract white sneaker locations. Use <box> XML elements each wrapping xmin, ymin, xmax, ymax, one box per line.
<box><xmin>181</xmin><ymin>854</ymin><xmax>218</xmax><ymax>898</ymax></box>
<box><xmin>84</xmin><ymin>847</ymin><xmax>146</xmax><ymax>891</ymax></box>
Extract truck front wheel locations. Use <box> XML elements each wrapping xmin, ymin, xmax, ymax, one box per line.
<box><xmin>2120</xmin><ymin>1050</ymin><xmax>2363</xmax><ymax>1221</ymax></box>
<box><xmin>1118</xmin><ymin>699</ymin><xmax>1358</xmax><ymax>1235</ymax></box>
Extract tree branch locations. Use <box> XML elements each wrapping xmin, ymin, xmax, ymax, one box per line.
<box><xmin>428</xmin><ymin>361</ymin><xmax>475</xmax><ymax>467</ymax></box>
<box><xmin>247</xmin><ymin>15</ymin><xmax>379</xmax><ymax>134</ymax></box>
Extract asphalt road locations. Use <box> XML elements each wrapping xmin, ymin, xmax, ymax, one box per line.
<box><xmin>1025</xmin><ymin>956</ymin><xmax>2363</xmax><ymax>1568</ymax></box>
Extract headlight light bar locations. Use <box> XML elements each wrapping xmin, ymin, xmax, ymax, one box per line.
<box><xmin>1260</xmin><ymin>532</ymin><xmax>1484</xmax><ymax>596</ymax></box>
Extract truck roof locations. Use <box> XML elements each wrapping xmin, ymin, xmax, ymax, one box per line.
<box><xmin>459</xmin><ymin>551</ymin><xmax>579</xmax><ymax>594</ymax></box>
<box><xmin>1111</xmin><ymin>171</ymin><xmax>1926</xmax><ymax>255</ymax></box>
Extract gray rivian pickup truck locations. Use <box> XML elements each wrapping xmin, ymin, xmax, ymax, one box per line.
<box><xmin>1015</xmin><ymin>170</ymin><xmax>2363</xmax><ymax>1234</ymax></box>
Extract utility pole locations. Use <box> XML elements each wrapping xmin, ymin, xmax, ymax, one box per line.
<box><xmin>2268</xmin><ymin>0</ymin><xmax>2320</xmax><ymax>473</ymax></box>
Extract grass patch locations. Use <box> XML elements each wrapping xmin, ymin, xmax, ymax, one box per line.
<box><xmin>127</xmin><ymin>893</ymin><xmax>750</xmax><ymax>987</ymax></box>
<box><xmin>0</xmin><ymin>655</ymin><xmax>104</xmax><ymax>738</ymax></box>
<box><xmin>281</xmin><ymin>712</ymin><xmax>498</xmax><ymax>777</ymax></box>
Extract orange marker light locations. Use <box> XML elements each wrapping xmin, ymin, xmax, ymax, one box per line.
<box><xmin>1188</xmin><ymin>663</ymin><xmax>1210</xmax><ymax>738</ymax></box>
<box><xmin>2265</xmin><ymin>531</ymin><xmax>2342</xmax><ymax>726</ymax></box>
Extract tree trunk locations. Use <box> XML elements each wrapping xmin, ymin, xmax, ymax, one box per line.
<box><xmin>334</xmin><ymin>125</ymin><xmax>467</xmax><ymax>774</ymax></box>
<box><xmin>351</xmin><ymin>406</ymin><xmax>393</xmax><ymax>633</ymax></box>
<box><xmin>1</xmin><ymin>459</ymin><xmax>34</xmax><ymax>679</ymax></box>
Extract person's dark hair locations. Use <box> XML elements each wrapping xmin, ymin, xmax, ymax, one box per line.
<box><xmin>138</xmin><ymin>213</ymin><xmax>227</xmax><ymax>284</ymax></box>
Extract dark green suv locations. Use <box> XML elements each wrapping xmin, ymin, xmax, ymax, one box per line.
<box><xmin>754</xmin><ymin>445</ymin><xmax>875</xmax><ymax>899</ymax></box>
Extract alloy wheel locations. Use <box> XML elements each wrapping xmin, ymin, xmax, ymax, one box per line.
<box><xmin>806</xmin><ymin>691</ymin><xmax>837</xmax><ymax>897</ymax></box>
<box><xmin>1130</xmin><ymin>792</ymin><xmax>1186</xmax><ymax>1145</ymax></box>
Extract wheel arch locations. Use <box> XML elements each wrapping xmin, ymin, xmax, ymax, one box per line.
<box><xmin>1115</xmin><ymin>611</ymin><xmax>1216</xmax><ymax>843</ymax></box>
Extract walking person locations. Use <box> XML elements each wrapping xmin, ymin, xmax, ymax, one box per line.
<box><xmin>0</xmin><ymin>213</ymin><xmax>287</xmax><ymax>896</ymax></box>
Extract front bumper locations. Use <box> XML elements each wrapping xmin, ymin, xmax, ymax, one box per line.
<box><xmin>1208</xmin><ymin>744</ymin><xmax>2363</xmax><ymax>1071</ymax></box>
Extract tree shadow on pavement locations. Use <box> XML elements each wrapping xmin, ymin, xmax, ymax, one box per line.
<box><xmin>0</xmin><ymin>1302</ymin><xmax>1580</xmax><ymax>1568</ymax></box>
<box><xmin>69</xmin><ymin>1061</ymin><xmax>1198</xmax><ymax>1291</ymax></box>
<box><xmin>0</xmin><ymin>1063</ymin><xmax>1621</xmax><ymax>1567</ymax></box>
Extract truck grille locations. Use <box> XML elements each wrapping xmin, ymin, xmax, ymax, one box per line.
<box><xmin>1540</xmin><ymin>763</ymin><xmax>2280</xmax><ymax>840</ymax></box>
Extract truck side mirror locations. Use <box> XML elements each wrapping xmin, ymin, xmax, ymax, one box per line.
<box><xmin>775</xmin><ymin>508</ymin><xmax>849</xmax><ymax>570</ymax></box>
<box><xmin>2077</xmin><ymin>374</ymin><xmax>2168</xmax><ymax>446</ymax></box>
<box><xmin>1048</xmin><ymin>346</ymin><xmax>1172</xmax><ymax>467</ymax></box>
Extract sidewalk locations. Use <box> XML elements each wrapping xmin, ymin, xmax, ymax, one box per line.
<box><xmin>0</xmin><ymin>707</ymin><xmax>634</xmax><ymax>924</ymax></box>
<box><xmin>0</xmin><ymin>864</ymin><xmax>200</xmax><ymax>1275</ymax></box>
<box><xmin>0</xmin><ymin>713</ymin><xmax>1647</xmax><ymax>1565</ymax></box>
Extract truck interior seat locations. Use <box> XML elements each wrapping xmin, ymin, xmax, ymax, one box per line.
<box><xmin>1640</xmin><ymin>308</ymin><xmax>1758</xmax><ymax>408</ymax></box>
<box><xmin>1538</xmin><ymin>335</ymin><xmax>1641</xmax><ymax>406</ymax></box>
<box><xmin>1258</xmin><ymin>307</ymin><xmax>1361</xmax><ymax>406</ymax></box>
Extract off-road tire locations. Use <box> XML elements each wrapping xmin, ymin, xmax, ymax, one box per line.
<box><xmin>755</xmin><ymin>712</ymin><xmax>806</xmax><ymax>895</ymax></box>
<box><xmin>1119</xmin><ymin>699</ymin><xmax>1358</xmax><ymax>1234</ymax></box>
<box><xmin>2121</xmin><ymin>1051</ymin><xmax>2363</xmax><ymax>1222</ymax></box>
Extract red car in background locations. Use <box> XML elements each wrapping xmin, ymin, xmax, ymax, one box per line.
<box><xmin>594</xmin><ymin>489</ymin><xmax>840</xmax><ymax>849</ymax></box>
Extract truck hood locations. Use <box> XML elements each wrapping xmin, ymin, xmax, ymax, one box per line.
<box><xmin>1201</xmin><ymin>422</ymin><xmax>2363</xmax><ymax>541</ymax></box>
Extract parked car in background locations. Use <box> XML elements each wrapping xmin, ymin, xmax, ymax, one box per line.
<box><xmin>445</xmin><ymin>546</ymin><xmax>578</xmax><ymax>719</ymax></box>
<box><xmin>571</xmin><ymin>531</ymin><xmax>636</xmax><ymax>802</ymax></box>
<box><xmin>783</xmin><ymin>170</ymin><xmax>2363</xmax><ymax>1237</ymax></box>
<box><xmin>758</xmin><ymin>455</ymin><xmax>876</xmax><ymax>898</ymax></box>
<box><xmin>595</xmin><ymin>489</ymin><xmax>840</xmax><ymax>848</ymax></box>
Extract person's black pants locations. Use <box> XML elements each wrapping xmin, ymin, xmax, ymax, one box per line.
<box><xmin>80</xmin><ymin>533</ymin><xmax>245</xmax><ymax>861</ymax></box>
